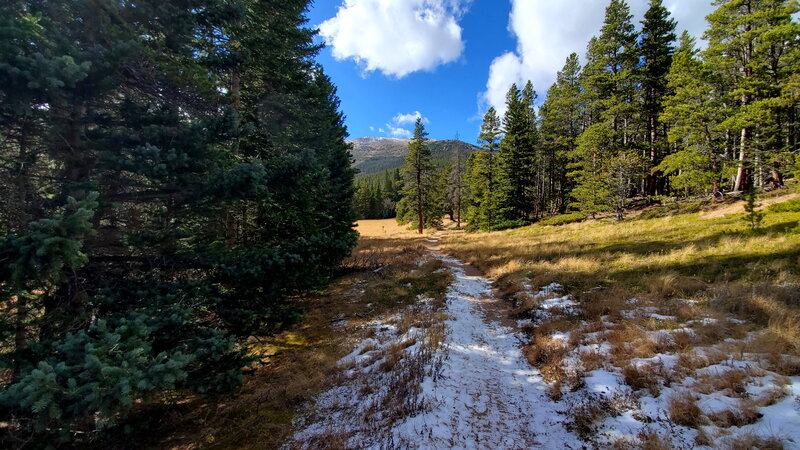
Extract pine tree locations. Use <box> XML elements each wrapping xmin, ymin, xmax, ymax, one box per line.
<box><xmin>496</xmin><ymin>83</ymin><xmax>538</xmax><ymax>224</ymax></box>
<box><xmin>704</xmin><ymin>0</ymin><xmax>800</xmax><ymax>191</ymax></box>
<box><xmin>465</xmin><ymin>107</ymin><xmax>502</xmax><ymax>230</ymax></box>
<box><xmin>660</xmin><ymin>32</ymin><xmax>730</xmax><ymax>197</ymax></box>
<box><xmin>0</xmin><ymin>0</ymin><xmax>357</xmax><ymax>442</ymax></box>
<box><xmin>398</xmin><ymin>118</ymin><xmax>441</xmax><ymax>232</ymax></box>
<box><xmin>571</xmin><ymin>0</ymin><xmax>640</xmax><ymax>217</ymax></box>
<box><xmin>639</xmin><ymin>0</ymin><xmax>677</xmax><ymax>195</ymax></box>
<box><xmin>742</xmin><ymin>186</ymin><xmax>765</xmax><ymax>230</ymax></box>
<box><xmin>447</xmin><ymin>135</ymin><xmax>467</xmax><ymax>227</ymax></box>
<box><xmin>540</xmin><ymin>53</ymin><xmax>583</xmax><ymax>214</ymax></box>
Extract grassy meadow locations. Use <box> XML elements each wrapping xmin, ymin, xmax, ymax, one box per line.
<box><xmin>441</xmin><ymin>190</ymin><xmax>800</xmax><ymax>446</ymax></box>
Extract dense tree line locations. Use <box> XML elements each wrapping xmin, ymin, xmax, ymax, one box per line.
<box><xmin>353</xmin><ymin>169</ymin><xmax>403</xmax><ymax>220</ymax></box>
<box><xmin>458</xmin><ymin>0</ymin><xmax>799</xmax><ymax>231</ymax></box>
<box><xmin>0</xmin><ymin>0</ymin><xmax>356</xmax><ymax>444</ymax></box>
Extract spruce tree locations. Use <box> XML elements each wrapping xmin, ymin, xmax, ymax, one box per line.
<box><xmin>571</xmin><ymin>0</ymin><xmax>640</xmax><ymax>217</ymax></box>
<box><xmin>639</xmin><ymin>0</ymin><xmax>677</xmax><ymax>195</ymax></box>
<box><xmin>465</xmin><ymin>107</ymin><xmax>502</xmax><ymax>230</ymax></box>
<box><xmin>704</xmin><ymin>0</ymin><xmax>800</xmax><ymax>191</ymax></box>
<box><xmin>497</xmin><ymin>83</ymin><xmax>538</xmax><ymax>224</ymax></box>
<box><xmin>540</xmin><ymin>53</ymin><xmax>583</xmax><ymax>214</ymax></box>
<box><xmin>447</xmin><ymin>136</ymin><xmax>467</xmax><ymax>227</ymax></box>
<box><xmin>397</xmin><ymin>118</ymin><xmax>441</xmax><ymax>232</ymax></box>
<box><xmin>660</xmin><ymin>32</ymin><xmax>730</xmax><ymax>197</ymax></box>
<box><xmin>0</xmin><ymin>0</ymin><xmax>357</xmax><ymax>442</ymax></box>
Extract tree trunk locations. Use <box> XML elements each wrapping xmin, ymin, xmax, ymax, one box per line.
<box><xmin>417</xmin><ymin>169</ymin><xmax>423</xmax><ymax>234</ymax></box>
<box><xmin>734</xmin><ymin>126</ymin><xmax>748</xmax><ymax>192</ymax></box>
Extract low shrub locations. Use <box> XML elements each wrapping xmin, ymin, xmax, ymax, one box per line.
<box><xmin>668</xmin><ymin>391</ymin><xmax>704</xmax><ymax>428</ymax></box>
<box><xmin>768</xmin><ymin>198</ymin><xmax>800</xmax><ymax>213</ymax></box>
<box><xmin>489</xmin><ymin>219</ymin><xmax>530</xmax><ymax>231</ymax></box>
<box><xmin>539</xmin><ymin>212</ymin><xmax>588</xmax><ymax>226</ymax></box>
<box><xmin>637</xmin><ymin>201</ymin><xmax>707</xmax><ymax>220</ymax></box>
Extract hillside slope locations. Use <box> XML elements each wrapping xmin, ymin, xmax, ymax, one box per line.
<box><xmin>349</xmin><ymin>137</ymin><xmax>479</xmax><ymax>176</ymax></box>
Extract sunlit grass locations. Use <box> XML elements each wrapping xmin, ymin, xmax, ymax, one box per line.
<box><xmin>444</xmin><ymin>204</ymin><xmax>800</xmax><ymax>292</ymax></box>
<box><xmin>442</xmin><ymin>193</ymin><xmax>800</xmax><ymax>366</ymax></box>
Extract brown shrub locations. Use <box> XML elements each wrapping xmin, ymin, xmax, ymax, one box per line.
<box><xmin>608</xmin><ymin>324</ymin><xmax>657</xmax><ymax>364</ymax></box>
<box><xmin>694</xmin><ymin>368</ymin><xmax>749</xmax><ymax>397</ymax></box>
<box><xmin>580</xmin><ymin>286</ymin><xmax>631</xmax><ymax>322</ymax></box>
<box><xmin>708</xmin><ymin>399</ymin><xmax>761</xmax><ymax>428</ymax></box>
<box><xmin>753</xmin><ymin>385</ymin><xmax>788</xmax><ymax>407</ymax></box>
<box><xmin>646</xmin><ymin>272</ymin><xmax>707</xmax><ymax>303</ymax></box>
<box><xmin>668</xmin><ymin>391</ymin><xmax>704</xmax><ymax>428</ymax></box>
<box><xmin>547</xmin><ymin>381</ymin><xmax>563</xmax><ymax>401</ymax></box>
<box><xmin>622</xmin><ymin>364</ymin><xmax>661</xmax><ymax>396</ymax></box>
<box><xmin>676</xmin><ymin>352</ymin><xmax>709</xmax><ymax>371</ymax></box>
<box><xmin>637</xmin><ymin>429</ymin><xmax>672</xmax><ymax>450</ymax></box>
<box><xmin>724</xmin><ymin>432</ymin><xmax>784</xmax><ymax>450</ymax></box>
<box><xmin>579</xmin><ymin>350</ymin><xmax>605</xmax><ymax>372</ymax></box>
<box><xmin>523</xmin><ymin>332</ymin><xmax>572</xmax><ymax>383</ymax></box>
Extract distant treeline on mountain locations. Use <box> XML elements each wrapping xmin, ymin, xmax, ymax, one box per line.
<box><xmin>351</xmin><ymin>138</ymin><xmax>477</xmax><ymax>220</ymax></box>
<box><xmin>350</xmin><ymin>137</ymin><xmax>478</xmax><ymax>176</ymax></box>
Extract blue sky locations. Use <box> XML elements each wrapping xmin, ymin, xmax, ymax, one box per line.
<box><xmin>306</xmin><ymin>0</ymin><xmax>716</xmax><ymax>144</ymax></box>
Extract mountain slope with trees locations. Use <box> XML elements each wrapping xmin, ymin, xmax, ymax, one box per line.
<box><xmin>350</xmin><ymin>137</ymin><xmax>479</xmax><ymax>176</ymax></box>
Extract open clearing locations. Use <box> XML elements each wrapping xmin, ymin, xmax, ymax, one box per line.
<box><xmin>291</xmin><ymin>235</ymin><xmax>582</xmax><ymax>448</ymax></box>
<box><xmin>291</xmin><ymin>192</ymin><xmax>800</xmax><ymax>449</ymax></box>
<box><xmin>161</xmin><ymin>193</ymin><xmax>800</xmax><ymax>449</ymax></box>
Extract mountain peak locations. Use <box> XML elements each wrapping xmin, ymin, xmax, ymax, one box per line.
<box><xmin>348</xmin><ymin>137</ymin><xmax>479</xmax><ymax>176</ymax></box>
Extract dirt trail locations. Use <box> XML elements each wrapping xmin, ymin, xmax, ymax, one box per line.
<box><xmin>701</xmin><ymin>191</ymin><xmax>799</xmax><ymax>219</ymax></box>
<box><xmin>292</xmin><ymin>228</ymin><xmax>582</xmax><ymax>449</ymax></box>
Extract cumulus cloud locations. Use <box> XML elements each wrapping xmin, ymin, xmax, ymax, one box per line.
<box><xmin>378</xmin><ymin>111</ymin><xmax>430</xmax><ymax>138</ymax></box>
<box><xmin>482</xmin><ymin>0</ymin><xmax>716</xmax><ymax>115</ymax></box>
<box><xmin>319</xmin><ymin>0</ymin><xmax>471</xmax><ymax>78</ymax></box>
<box><xmin>386</xmin><ymin>123</ymin><xmax>413</xmax><ymax>138</ymax></box>
<box><xmin>393</xmin><ymin>111</ymin><xmax>430</xmax><ymax>125</ymax></box>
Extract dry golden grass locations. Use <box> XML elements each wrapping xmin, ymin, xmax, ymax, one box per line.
<box><xmin>668</xmin><ymin>391</ymin><xmax>705</xmax><ymax>428</ymax></box>
<box><xmin>693</xmin><ymin>368</ymin><xmax>749</xmax><ymax>397</ymax></box>
<box><xmin>636</xmin><ymin>429</ymin><xmax>672</xmax><ymax>450</ymax></box>
<box><xmin>356</xmin><ymin>218</ymin><xmax>429</xmax><ymax>238</ymax></box>
<box><xmin>622</xmin><ymin>364</ymin><xmax>661</xmax><ymax>396</ymax></box>
<box><xmin>701</xmin><ymin>191</ymin><xmax>800</xmax><ymax>219</ymax></box>
<box><xmin>724</xmin><ymin>432</ymin><xmax>785</xmax><ymax>450</ymax></box>
<box><xmin>708</xmin><ymin>400</ymin><xmax>762</xmax><ymax>428</ymax></box>
<box><xmin>441</xmin><ymin>196</ymin><xmax>800</xmax><ymax>294</ymax></box>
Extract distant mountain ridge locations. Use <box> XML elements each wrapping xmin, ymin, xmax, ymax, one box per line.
<box><xmin>349</xmin><ymin>137</ymin><xmax>480</xmax><ymax>176</ymax></box>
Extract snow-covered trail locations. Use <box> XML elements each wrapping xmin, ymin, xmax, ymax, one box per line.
<box><xmin>388</xmin><ymin>247</ymin><xmax>582</xmax><ymax>449</ymax></box>
<box><xmin>290</xmin><ymin>231</ymin><xmax>583</xmax><ymax>449</ymax></box>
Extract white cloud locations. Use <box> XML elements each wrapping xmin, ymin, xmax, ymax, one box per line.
<box><xmin>386</xmin><ymin>123</ymin><xmax>413</xmax><ymax>138</ymax></box>
<box><xmin>482</xmin><ymin>0</ymin><xmax>716</xmax><ymax>115</ymax></box>
<box><xmin>381</xmin><ymin>110</ymin><xmax>430</xmax><ymax>137</ymax></box>
<box><xmin>319</xmin><ymin>0</ymin><xmax>471</xmax><ymax>78</ymax></box>
<box><xmin>369</xmin><ymin>126</ymin><xmax>375</xmax><ymax>131</ymax></box>
<box><xmin>393</xmin><ymin>111</ymin><xmax>430</xmax><ymax>125</ymax></box>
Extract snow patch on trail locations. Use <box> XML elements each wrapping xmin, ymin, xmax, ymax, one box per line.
<box><xmin>389</xmin><ymin>255</ymin><xmax>581</xmax><ymax>448</ymax></box>
<box><xmin>289</xmin><ymin>253</ymin><xmax>583</xmax><ymax>449</ymax></box>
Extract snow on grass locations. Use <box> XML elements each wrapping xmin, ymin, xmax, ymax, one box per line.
<box><xmin>293</xmin><ymin>252</ymin><xmax>800</xmax><ymax>449</ymax></box>
<box><xmin>510</xmin><ymin>279</ymin><xmax>800</xmax><ymax>448</ymax></box>
<box><xmin>290</xmin><ymin>254</ymin><xmax>584</xmax><ymax>448</ymax></box>
<box><xmin>389</xmin><ymin>255</ymin><xmax>582</xmax><ymax>448</ymax></box>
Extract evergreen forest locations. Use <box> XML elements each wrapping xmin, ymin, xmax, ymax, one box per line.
<box><xmin>393</xmin><ymin>0</ymin><xmax>799</xmax><ymax>232</ymax></box>
<box><xmin>0</xmin><ymin>0</ymin><xmax>356</xmax><ymax>444</ymax></box>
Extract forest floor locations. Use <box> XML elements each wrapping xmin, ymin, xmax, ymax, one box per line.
<box><xmin>158</xmin><ymin>189</ymin><xmax>800</xmax><ymax>449</ymax></box>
